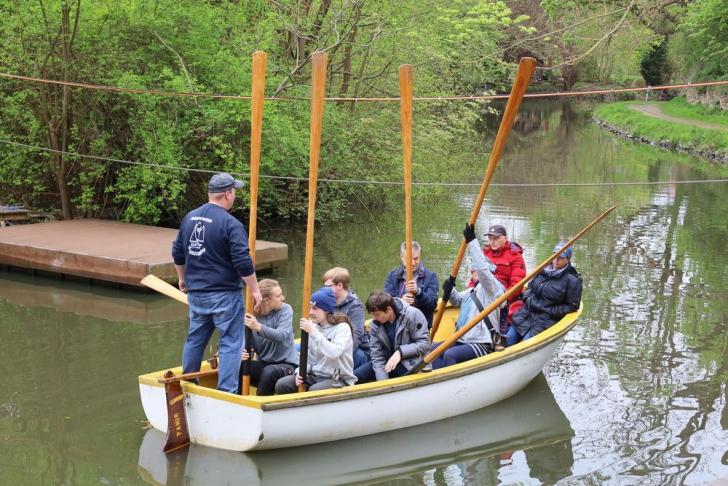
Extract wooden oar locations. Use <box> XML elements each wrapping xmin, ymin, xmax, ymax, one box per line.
<box><xmin>298</xmin><ymin>51</ymin><xmax>328</xmax><ymax>392</ymax></box>
<box><xmin>429</xmin><ymin>57</ymin><xmax>536</xmax><ymax>339</ymax></box>
<box><xmin>241</xmin><ymin>50</ymin><xmax>267</xmax><ymax>396</ymax></box>
<box><xmin>400</xmin><ymin>64</ymin><xmax>415</xmax><ymax>293</ymax></box>
<box><xmin>140</xmin><ymin>274</ymin><xmax>188</xmax><ymax>305</ymax></box>
<box><xmin>409</xmin><ymin>205</ymin><xmax>615</xmax><ymax>375</ymax></box>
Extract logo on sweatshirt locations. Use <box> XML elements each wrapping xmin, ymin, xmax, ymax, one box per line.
<box><xmin>188</xmin><ymin>222</ymin><xmax>206</xmax><ymax>256</ymax></box>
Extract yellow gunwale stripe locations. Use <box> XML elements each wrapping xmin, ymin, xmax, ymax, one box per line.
<box><xmin>138</xmin><ymin>306</ymin><xmax>581</xmax><ymax>411</ymax></box>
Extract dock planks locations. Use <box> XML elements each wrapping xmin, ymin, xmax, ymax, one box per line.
<box><xmin>0</xmin><ymin>219</ymin><xmax>287</xmax><ymax>286</ymax></box>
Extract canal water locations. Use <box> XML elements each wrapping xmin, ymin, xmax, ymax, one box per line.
<box><xmin>1</xmin><ymin>100</ymin><xmax>727</xmax><ymax>484</ymax></box>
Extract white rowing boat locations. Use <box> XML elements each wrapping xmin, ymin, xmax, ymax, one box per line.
<box><xmin>138</xmin><ymin>304</ymin><xmax>581</xmax><ymax>452</ymax></box>
<box><xmin>137</xmin><ymin>373</ymin><xmax>574</xmax><ymax>485</ymax></box>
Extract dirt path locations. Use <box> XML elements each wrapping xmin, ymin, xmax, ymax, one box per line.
<box><xmin>628</xmin><ymin>103</ymin><xmax>728</xmax><ymax>132</ymax></box>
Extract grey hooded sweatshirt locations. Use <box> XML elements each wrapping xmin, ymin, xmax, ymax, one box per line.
<box><xmin>305</xmin><ymin>320</ymin><xmax>356</xmax><ymax>386</ymax></box>
<box><xmin>250</xmin><ymin>303</ymin><xmax>299</xmax><ymax>365</ymax></box>
<box><xmin>449</xmin><ymin>240</ymin><xmax>506</xmax><ymax>344</ymax></box>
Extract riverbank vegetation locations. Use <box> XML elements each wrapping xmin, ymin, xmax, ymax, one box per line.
<box><xmin>593</xmin><ymin>101</ymin><xmax>728</xmax><ymax>157</ymax></box>
<box><xmin>0</xmin><ymin>0</ymin><xmax>726</xmax><ymax>225</ymax></box>
<box><xmin>658</xmin><ymin>98</ymin><xmax>728</xmax><ymax>127</ymax></box>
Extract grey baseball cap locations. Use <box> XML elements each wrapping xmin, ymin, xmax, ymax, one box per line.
<box><xmin>552</xmin><ymin>241</ymin><xmax>573</xmax><ymax>259</ymax></box>
<box><xmin>208</xmin><ymin>172</ymin><xmax>244</xmax><ymax>193</ymax></box>
<box><xmin>485</xmin><ymin>224</ymin><xmax>507</xmax><ymax>237</ymax></box>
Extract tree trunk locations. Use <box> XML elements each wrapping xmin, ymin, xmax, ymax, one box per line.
<box><xmin>37</xmin><ymin>0</ymin><xmax>79</xmax><ymax>220</ymax></box>
<box><xmin>339</xmin><ymin>2</ymin><xmax>362</xmax><ymax>100</ymax></box>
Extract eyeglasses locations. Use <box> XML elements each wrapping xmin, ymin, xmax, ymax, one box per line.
<box><xmin>324</xmin><ymin>282</ymin><xmax>337</xmax><ymax>288</ymax></box>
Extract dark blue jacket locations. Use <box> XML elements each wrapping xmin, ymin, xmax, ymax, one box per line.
<box><xmin>384</xmin><ymin>264</ymin><xmax>439</xmax><ymax>326</ymax></box>
<box><xmin>335</xmin><ymin>291</ymin><xmax>369</xmax><ymax>354</ymax></box>
<box><xmin>172</xmin><ymin>203</ymin><xmax>254</xmax><ymax>292</ymax></box>
<box><xmin>512</xmin><ymin>264</ymin><xmax>582</xmax><ymax>337</ymax></box>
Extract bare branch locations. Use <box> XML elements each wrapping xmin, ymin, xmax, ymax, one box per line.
<box><xmin>152</xmin><ymin>30</ymin><xmax>198</xmax><ymax>104</ymax></box>
<box><xmin>545</xmin><ymin>0</ymin><xmax>637</xmax><ymax>70</ymax></box>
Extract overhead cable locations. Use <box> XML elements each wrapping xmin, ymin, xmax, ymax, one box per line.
<box><xmin>1</xmin><ymin>71</ymin><xmax>727</xmax><ymax>102</ymax></box>
<box><xmin>2</xmin><ymin>139</ymin><xmax>726</xmax><ymax>188</ymax></box>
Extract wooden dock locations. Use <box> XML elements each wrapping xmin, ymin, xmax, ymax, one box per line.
<box><xmin>0</xmin><ymin>219</ymin><xmax>288</xmax><ymax>287</ymax></box>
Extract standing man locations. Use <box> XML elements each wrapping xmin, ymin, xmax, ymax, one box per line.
<box><xmin>482</xmin><ymin>224</ymin><xmax>527</xmax><ymax>331</ymax></box>
<box><xmin>172</xmin><ymin>172</ymin><xmax>262</xmax><ymax>394</ymax></box>
<box><xmin>322</xmin><ymin>267</ymin><xmax>369</xmax><ymax>369</ymax></box>
<box><xmin>384</xmin><ymin>241</ymin><xmax>439</xmax><ymax>327</ymax></box>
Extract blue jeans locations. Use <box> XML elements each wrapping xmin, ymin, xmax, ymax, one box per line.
<box><xmin>354</xmin><ymin>360</ymin><xmax>408</xmax><ymax>383</ymax></box>
<box><xmin>353</xmin><ymin>348</ymin><xmax>369</xmax><ymax>369</ymax></box>
<box><xmin>505</xmin><ymin>326</ymin><xmax>534</xmax><ymax>346</ymax></box>
<box><xmin>431</xmin><ymin>342</ymin><xmax>478</xmax><ymax>369</ymax></box>
<box><xmin>183</xmin><ymin>290</ymin><xmax>244</xmax><ymax>393</ymax></box>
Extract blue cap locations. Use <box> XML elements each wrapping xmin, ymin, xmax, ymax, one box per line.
<box><xmin>310</xmin><ymin>287</ymin><xmax>337</xmax><ymax>314</ymax></box>
<box><xmin>552</xmin><ymin>241</ymin><xmax>573</xmax><ymax>259</ymax></box>
<box><xmin>208</xmin><ymin>172</ymin><xmax>244</xmax><ymax>193</ymax></box>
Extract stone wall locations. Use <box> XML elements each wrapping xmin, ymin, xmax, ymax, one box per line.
<box><xmin>592</xmin><ymin>117</ymin><xmax>728</xmax><ymax>165</ymax></box>
<box><xmin>685</xmin><ymin>86</ymin><xmax>728</xmax><ymax>110</ymax></box>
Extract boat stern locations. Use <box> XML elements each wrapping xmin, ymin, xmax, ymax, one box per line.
<box><xmin>138</xmin><ymin>367</ymin><xmax>265</xmax><ymax>452</ymax></box>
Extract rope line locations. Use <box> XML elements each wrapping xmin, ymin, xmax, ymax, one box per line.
<box><xmin>3</xmin><ymin>139</ymin><xmax>726</xmax><ymax>188</ymax></box>
<box><xmin>1</xmin><ymin>71</ymin><xmax>727</xmax><ymax>102</ymax></box>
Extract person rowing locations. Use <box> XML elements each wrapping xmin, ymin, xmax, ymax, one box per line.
<box><xmin>322</xmin><ymin>267</ymin><xmax>370</xmax><ymax>370</ymax></box>
<box><xmin>238</xmin><ymin>279</ymin><xmax>298</xmax><ymax>395</ymax></box>
<box><xmin>434</xmin><ymin>223</ymin><xmax>505</xmax><ymax>368</ymax></box>
<box><xmin>355</xmin><ymin>291</ymin><xmax>430</xmax><ymax>383</ymax></box>
<box><xmin>275</xmin><ymin>287</ymin><xmax>356</xmax><ymax>393</ymax></box>
<box><xmin>384</xmin><ymin>241</ymin><xmax>439</xmax><ymax>328</ymax></box>
<box><xmin>480</xmin><ymin>224</ymin><xmax>527</xmax><ymax>334</ymax></box>
<box><xmin>506</xmin><ymin>241</ymin><xmax>583</xmax><ymax>345</ymax></box>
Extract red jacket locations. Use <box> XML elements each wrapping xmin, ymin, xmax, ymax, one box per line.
<box><xmin>484</xmin><ymin>241</ymin><xmax>527</xmax><ymax>322</ymax></box>
<box><xmin>467</xmin><ymin>240</ymin><xmax>527</xmax><ymax>323</ymax></box>
<box><xmin>485</xmin><ymin>240</ymin><xmax>526</xmax><ymax>297</ymax></box>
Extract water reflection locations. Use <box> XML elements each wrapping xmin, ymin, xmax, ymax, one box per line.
<box><xmin>137</xmin><ymin>374</ymin><xmax>574</xmax><ymax>485</ymax></box>
<box><xmin>1</xmin><ymin>99</ymin><xmax>727</xmax><ymax>483</ymax></box>
<box><xmin>0</xmin><ymin>268</ymin><xmax>186</xmax><ymax>324</ymax></box>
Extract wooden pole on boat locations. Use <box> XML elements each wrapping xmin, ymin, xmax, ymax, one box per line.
<box><xmin>242</xmin><ymin>50</ymin><xmax>267</xmax><ymax>396</ymax></box>
<box><xmin>409</xmin><ymin>205</ymin><xmax>616</xmax><ymax>375</ymax></box>
<box><xmin>429</xmin><ymin>57</ymin><xmax>536</xmax><ymax>339</ymax></box>
<box><xmin>298</xmin><ymin>51</ymin><xmax>328</xmax><ymax>392</ymax></box>
<box><xmin>399</xmin><ymin>65</ymin><xmax>415</xmax><ymax>290</ymax></box>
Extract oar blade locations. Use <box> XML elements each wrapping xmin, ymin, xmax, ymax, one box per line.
<box><xmin>141</xmin><ymin>274</ymin><xmax>188</xmax><ymax>305</ymax></box>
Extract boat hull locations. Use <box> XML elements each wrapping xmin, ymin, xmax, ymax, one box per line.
<box><xmin>137</xmin><ymin>373</ymin><xmax>574</xmax><ymax>485</ymax></box>
<box><xmin>139</xmin><ymin>306</ymin><xmax>580</xmax><ymax>451</ymax></box>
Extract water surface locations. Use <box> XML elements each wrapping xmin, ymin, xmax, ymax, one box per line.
<box><xmin>1</xmin><ymin>100</ymin><xmax>727</xmax><ymax>484</ymax></box>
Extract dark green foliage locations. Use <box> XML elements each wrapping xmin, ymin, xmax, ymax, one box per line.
<box><xmin>640</xmin><ymin>40</ymin><xmax>670</xmax><ymax>86</ymax></box>
<box><xmin>0</xmin><ymin>0</ymin><xmax>520</xmax><ymax>225</ymax></box>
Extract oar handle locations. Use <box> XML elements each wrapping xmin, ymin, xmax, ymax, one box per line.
<box><xmin>242</xmin><ymin>50</ymin><xmax>267</xmax><ymax>396</ymax></box>
<box><xmin>411</xmin><ymin>205</ymin><xmax>616</xmax><ymax>374</ymax></box>
<box><xmin>400</xmin><ymin>64</ymin><xmax>415</xmax><ymax>287</ymax></box>
<box><xmin>430</xmin><ymin>57</ymin><xmax>536</xmax><ymax>339</ymax></box>
<box><xmin>298</xmin><ymin>51</ymin><xmax>328</xmax><ymax>392</ymax></box>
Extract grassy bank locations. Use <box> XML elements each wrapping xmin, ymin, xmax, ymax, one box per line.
<box><xmin>660</xmin><ymin>97</ymin><xmax>728</xmax><ymax>127</ymax></box>
<box><xmin>593</xmin><ymin>100</ymin><xmax>728</xmax><ymax>156</ymax></box>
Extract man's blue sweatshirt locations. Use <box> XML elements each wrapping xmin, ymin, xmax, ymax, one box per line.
<box><xmin>172</xmin><ymin>203</ymin><xmax>255</xmax><ymax>292</ymax></box>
